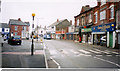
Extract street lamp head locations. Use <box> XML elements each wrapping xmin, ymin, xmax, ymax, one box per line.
<box><xmin>32</xmin><ymin>13</ymin><xmax>35</xmax><ymax>17</ymax></box>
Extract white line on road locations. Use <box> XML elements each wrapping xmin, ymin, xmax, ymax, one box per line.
<box><xmin>79</xmin><ymin>49</ymin><xmax>90</xmax><ymax>54</ymax></box>
<box><xmin>96</xmin><ymin>55</ymin><xmax>103</xmax><ymax>56</ymax></box>
<box><xmin>89</xmin><ymin>50</ymin><xmax>101</xmax><ymax>54</ymax></box>
<box><xmin>111</xmin><ymin>52</ymin><xmax>119</xmax><ymax>54</ymax></box>
<box><xmin>43</xmin><ymin>43</ymin><xmax>48</xmax><ymax>69</ymax></box>
<box><xmin>106</xmin><ymin>55</ymin><xmax>112</xmax><ymax>57</ymax></box>
<box><xmin>105</xmin><ymin>50</ymin><xmax>119</xmax><ymax>54</ymax></box>
<box><xmin>50</xmin><ymin>57</ymin><xmax>61</xmax><ymax>69</ymax></box>
<box><xmin>94</xmin><ymin>49</ymin><xmax>110</xmax><ymax>54</ymax></box>
<box><xmin>116</xmin><ymin>55</ymin><xmax>120</xmax><ymax>56</ymax></box>
<box><xmin>70</xmin><ymin>49</ymin><xmax>79</xmax><ymax>54</ymax></box>
<box><xmin>94</xmin><ymin>56</ymin><xmax>120</xmax><ymax>67</ymax></box>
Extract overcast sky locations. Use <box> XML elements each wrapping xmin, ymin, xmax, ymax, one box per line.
<box><xmin>1</xmin><ymin>0</ymin><xmax>97</xmax><ymax>31</ymax></box>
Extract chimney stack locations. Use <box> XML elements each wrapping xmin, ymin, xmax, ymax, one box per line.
<box><xmin>18</xmin><ymin>18</ymin><xmax>21</xmax><ymax>21</ymax></box>
<box><xmin>85</xmin><ymin>5</ymin><xmax>90</xmax><ymax>7</ymax></box>
<box><xmin>57</xmin><ymin>19</ymin><xmax>59</xmax><ymax>22</ymax></box>
<box><xmin>70</xmin><ymin>20</ymin><xmax>72</xmax><ymax>25</ymax></box>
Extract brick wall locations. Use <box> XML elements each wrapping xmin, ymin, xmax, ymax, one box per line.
<box><xmin>10</xmin><ymin>25</ymin><xmax>29</xmax><ymax>37</ymax></box>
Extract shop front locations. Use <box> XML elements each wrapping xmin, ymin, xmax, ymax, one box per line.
<box><xmin>81</xmin><ymin>28</ymin><xmax>92</xmax><ymax>44</ymax></box>
<box><xmin>92</xmin><ymin>22</ymin><xmax>116</xmax><ymax>48</ymax></box>
<box><xmin>56</xmin><ymin>31</ymin><xmax>65</xmax><ymax>40</ymax></box>
<box><xmin>66</xmin><ymin>32</ymin><xmax>74</xmax><ymax>40</ymax></box>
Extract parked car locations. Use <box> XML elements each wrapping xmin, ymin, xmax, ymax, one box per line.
<box><xmin>100</xmin><ymin>36</ymin><xmax>106</xmax><ymax>46</ymax></box>
<box><xmin>8</xmin><ymin>36</ymin><xmax>22</xmax><ymax>45</ymax></box>
<box><xmin>43</xmin><ymin>34</ymin><xmax>51</xmax><ymax>40</ymax></box>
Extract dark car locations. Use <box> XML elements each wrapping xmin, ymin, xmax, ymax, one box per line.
<box><xmin>8</xmin><ymin>36</ymin><xmax>22</xmax><ymax>45</ymax></box>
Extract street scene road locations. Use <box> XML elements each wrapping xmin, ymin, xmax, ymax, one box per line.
<box><xmin>1</xmin><ymin>39</ymin><xmax>46</xmax><ymax>68</ymax></box>
<box><xmin>44</xmin><ymin>39</ymin><xmax>120</xmax><ymax>68</ymax></box>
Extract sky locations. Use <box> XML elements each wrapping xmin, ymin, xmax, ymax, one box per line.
<box><xmin>1</xmin><ymin>0</ymin><xmax>97</xmax><ymax>32</ymax></box>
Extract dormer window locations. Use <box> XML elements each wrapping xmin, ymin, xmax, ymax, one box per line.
<box><xmin>101</xmin><ymin>0</ymin><xmax>106</xmax><ymax>6</ymax></box>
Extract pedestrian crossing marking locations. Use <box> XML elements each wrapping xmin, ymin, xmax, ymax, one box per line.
<box><xmin>79</xmin><ymin>49</ymin><xmax>90</xmax><ymax>54</ymax></box>
<box><xmin>89</xmin><ymin>50</ymin><xmax>101</xmax><ymax>54</ymax></box>
<box><xmin>94</xmin><ymin>49</ymin><xmax>110</xmax><ymax>54</ymax></box>
<box><xmin>70</xmin><ymin>49</ymin><xmax>79</xmax><ymax>54</ymax></box>
<box><xmin>104</xmin><ymin>50</ymin><xmax>119</xmax><ymax>54</ymax></box>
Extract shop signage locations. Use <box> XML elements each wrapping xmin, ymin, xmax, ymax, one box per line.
<box><xmin>92</xmin><ymin>22</ymin><xmax>116</xmax><ymax>32</ymax></box>
<box><xmin>81</xmin><ymin>28</ymin><xmax>92</xmax><ymax>32</ymax></box>
<box><xmin>56</xmin><ymin>31</ymin><xmax>65</xmax><ymax>34</ymax></box>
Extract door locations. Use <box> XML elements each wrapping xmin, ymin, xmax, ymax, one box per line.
<box><xmin>109</xmin><ymin>32</ymin><xmax>113</xmax><ymax>48</ymax></box>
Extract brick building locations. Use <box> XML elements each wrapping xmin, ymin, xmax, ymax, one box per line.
<box><xmin>74</xmin><ymin>5</ymin><xmax>94</xmax><ymax>44</ymax></box>
<box><xmin>9</xmin><ymin>18</ymin><xmax>30</xmax><ymax>39</ymax></box>
<box><xmin>92</xmin><ymin>1</ymin><xmax>119</xmax><ymax>48</ymax></box>
<box><xmin>74</xmin><ymin>0</ymin><xmax>119</xmax><ymax>48</ymax></box>
<box><xmin>49</xmin><ymin>19</ymin><xmax>71</xmax><ymax>39</ymax></box>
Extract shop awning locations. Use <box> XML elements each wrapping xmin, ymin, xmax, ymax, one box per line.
<box><xmin>92</xmin><ymin>32</ymin><xmax>106</xmax><ymax>34</ymax></box>
<box><xmin>73</xmin><ymin>32</ymin><xmax>79</xmax><ymax>34</ymax></box>
<box><xmin>66</xmin><ymin>32</ymin><xmax>74</xmax><ymax>35</ymax></box>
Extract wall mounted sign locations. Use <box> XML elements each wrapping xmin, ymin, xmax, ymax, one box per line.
<box><xmin>92</xmin><ymin>22</ymin><xmax>116</xmax><ymax>32</ymax></box>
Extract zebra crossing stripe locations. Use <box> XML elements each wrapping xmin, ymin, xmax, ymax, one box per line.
<box><xmin>79</xmin><ymin>49</ymin><xmax>90</xmax><ymax>54</ymax></box>
<box><xmin>94</xmin><ymin>49</ymin><xmax>110</xmax><ymax>54</ymax></box>
<box><xmin>89</xmin><ymin>50</ymin><xmax>101</xmax><ymax>54</ymax></box>
<box><xmin>105</xmin><ymin>50</ymin><xmax>119</xmax><ymax>54</ymax></box>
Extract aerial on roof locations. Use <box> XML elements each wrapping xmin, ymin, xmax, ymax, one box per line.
<box><xmin>0</xmin><ymin>23</ymin><xmax>9</xmax><ymax>28</ymax></box>
<box><xmin>9</xmin><ymin>19</ymin><xmax>28</xmax><ymax>26</ymax></box>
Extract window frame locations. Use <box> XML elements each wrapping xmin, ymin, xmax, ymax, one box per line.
<box><xmin>15</xmin><ymin>26</ymin><xmax>17</xmax><ymax>31</ymax></box>
<box><xmin>77</xmin><ymin>19</ymin><xmax>79</xmax><ymax>26</ymax></box>
<box><xmin>100</xmin><ymin>10</ymin><xmax>106</xmax><ymax>20</ymax></box>
<box><xmin>109</xmin><ymin>5</ymin><xmax>114</xmax><ymax>20</ymax></box>
<box><xmin>94</xmin><ymin>12</ymin><xmax>98</xmax><ymax>24</ymax></box>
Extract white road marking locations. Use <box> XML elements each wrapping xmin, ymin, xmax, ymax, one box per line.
<box><xmin>94</xmin><ymin>56</ymin><xmax>120</xmax><ymax>67</ymax></box>
<box><xmin>116</xmin><ymin>55</ymin><xmax>120</xmax><ymax>56</ymax></box>
<box><xmin>84</xmin><ymin>55</ymin><xmax>92</xmax><ymax>56</ymax></box>
<box><xmin>70</xmin><ymin>49</ymin><xmax>79</xmax><ymax>54</ymax></box>
<box><xmin>89</xmin><ymin>50</ymin><xmax>101</xmax><ymax>54</ymax></box>
<box><xmin>94</xmin><ymin>49</ymin><xmax>110</xmax><ymax>54</ymax></box>
<box><xmin>50</xmin><ymin>57</ymin><xmax>61</xmax><ymax>69</ymax></box>
<box><xmin>43</xmin><ymin>49</ymin><xmax>48</xmax><ymax>69</ymax></box>
<box><xmin>106</xmin><ymin>55</ymin><xmax>112</xmax><ymax>57</ymax></box>
<box><xmin>96</xmin><ymin>55</ymin><xmax>103</xmax><ymax>56</ymax></box>
<box><xmin>111</xmin><ymin>52</ymin><xmax>119</xmax><ymax>54</ymax></box>
<box><xmin>105</xmin><ymin>50</ymin><xmax>119</xmax><ymax>54</ymax></box>
<box><xmin>79</xmin><ymin>49</ymin><xmax>90</xmax><ymax>54</ymax></box>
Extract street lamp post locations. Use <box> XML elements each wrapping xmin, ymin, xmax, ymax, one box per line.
<box><xmin>31</xmin><ymin>13</ymin><xmax>35</xmax><ymax>56</ymax></box>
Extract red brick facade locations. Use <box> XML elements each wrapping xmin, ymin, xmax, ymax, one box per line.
<box><xmin>93</xmin><ymin>2</ymin><xmax>119</xmax><ymax>26</ymax></box>
<box><xmin>9</xmin><ymin>25</ymin><xmax>29</xmax><ymax>37</ymax></box>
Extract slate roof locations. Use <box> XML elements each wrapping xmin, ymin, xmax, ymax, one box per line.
<box><xmin>24</xmin><ymin>22</ymin><xmax>30</xmax><ymax>26</ymax></box>
<box><xmin>9</xmin><ymin>19</ymin><xmax>28</xmax><ymax>26</ymax></box>
<box><xmin>0</xmin><ymin>23</ymin><xmax>9</xmax><ymax>28</ymax></box>
<box><xmin>49</xmin><ymin>19</ymin><xmax>65</xmax><ymax>27</ymax></box>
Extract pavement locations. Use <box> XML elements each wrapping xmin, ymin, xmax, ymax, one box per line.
<box><xmin>1</xmin><ymin>39</ymin><xmax>46</xmax><ymax>68</ymax></box>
